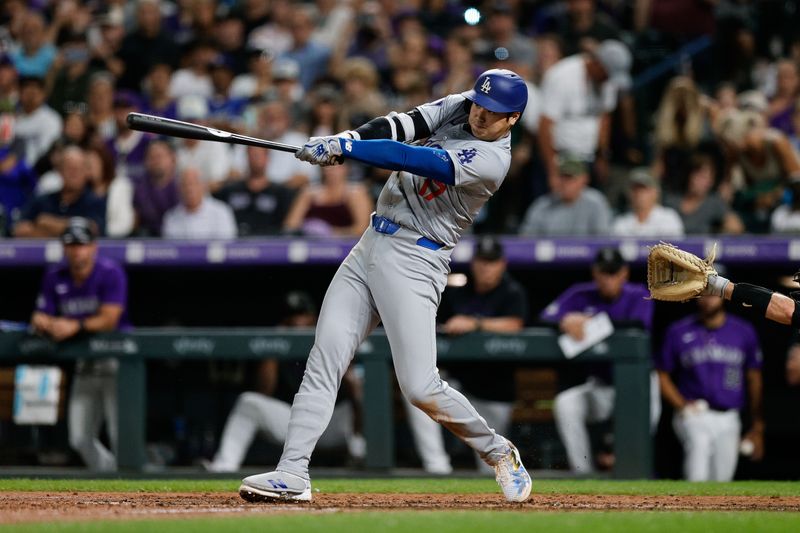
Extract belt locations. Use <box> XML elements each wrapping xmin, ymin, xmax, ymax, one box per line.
<box><xmin>371</xmin><ymin>215</ymin><xmax>444</xmax><ymax>251</ymax></box>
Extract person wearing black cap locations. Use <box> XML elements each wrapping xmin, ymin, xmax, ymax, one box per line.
<box><xmin>612</xmin><ymin>167</ymin><xmax>684</xmax><ymax>237</ymax></box>
<box><xmin>204</xmin><ymin>291</ymin><xmax>366</xmax><ymax>472</ymax></box>
<box><xmin>30</xmin><ymin>217</ymin><xmax>131</xmax><ymax>471</ymax></box>
<box><xmin>518</xmin><ymin>154</ymin><xmax>613</xmax><ymax>236</ymax></box>
<box><xmin>405</xmin><ymin>235</ymin><xmax>529</xmax><ymax>474</ymax></box>
<box><xmin>540</xmin><ymin>247</ymin><xmax>657</xmax><ymax>474</ymax></box>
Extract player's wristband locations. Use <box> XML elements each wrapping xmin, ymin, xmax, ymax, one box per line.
<box><xmin>705</xmin><ymin>274</ymin><xmax>730</xmax><ymax>297</ymax></box>
<box><xmin>337</xmin><ymin>130</ymin><xmax>361</xmax><ymax>140</ymax></box>
<box><xmin>730</xmin><ymin>283</ymin><xmax>774</xmax><ymax>317</ymax></box>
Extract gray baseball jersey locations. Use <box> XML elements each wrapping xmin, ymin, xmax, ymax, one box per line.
<box><xmin>377</xmin><ymin>94</ymin><xmax>512</xmax><ymax>247</ymax></box>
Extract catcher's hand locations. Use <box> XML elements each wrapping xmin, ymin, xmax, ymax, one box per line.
<box><xmin>647</xmin><ymin>243</ymin><xmax>717</xmax><ymax>302</ymax></box>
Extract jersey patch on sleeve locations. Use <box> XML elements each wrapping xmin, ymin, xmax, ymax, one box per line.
<box><xmin>457</xmin><ymin>148</ymin><xmax>478</xmax><ymax>165</ymax></box>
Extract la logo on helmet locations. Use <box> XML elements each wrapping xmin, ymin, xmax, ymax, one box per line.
<box><xmin>480</xmin><ymin>77</ymin><xmax>491</xmax><ymax>94</ymax></box>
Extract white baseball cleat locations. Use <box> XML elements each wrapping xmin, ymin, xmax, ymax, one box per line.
<box><xmin>239</xmin><ymin>470</ymin><xmax>312</xmax><ymax>502</ymax></box>
<box><xmin>494</xmin><ymin>442</ymin><xmax>532</xmax><ymax>502</ymax></box>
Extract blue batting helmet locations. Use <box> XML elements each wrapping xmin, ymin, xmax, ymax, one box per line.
<box><xmin>463</xmin><ymin>69</ymin><xmax>527</xmax><ymax>114</ymax></box>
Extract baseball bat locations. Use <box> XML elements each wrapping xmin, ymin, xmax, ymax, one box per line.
<box><xmin>126</xmin><ymin>112</ymin><xmax>300</xmax><ymax>153</ymax></box>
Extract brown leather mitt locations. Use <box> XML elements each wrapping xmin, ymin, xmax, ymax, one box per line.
<box><xmin>647</xmin><ymin>243</ymin><xmax>717</xmax><ymax>302</ymax></box>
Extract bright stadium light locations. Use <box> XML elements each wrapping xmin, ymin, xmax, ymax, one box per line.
<box><xmin>464</xmin><ymin>7</ymin><xmax>481</xmax><ymax>25</ymax></box>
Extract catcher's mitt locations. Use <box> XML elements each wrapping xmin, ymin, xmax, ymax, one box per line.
<box><xmin>647</xmin><ymin>243</ymin><xmax>717</xmax><ymax>302</ymax></box>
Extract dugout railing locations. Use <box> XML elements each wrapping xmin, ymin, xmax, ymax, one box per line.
<box><xmin>0</xmin><ymin>328</ymin><xmax>651</xmax><ymax>479</ymax></box>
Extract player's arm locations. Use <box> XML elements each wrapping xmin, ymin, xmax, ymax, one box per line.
<box><xmin>657</xmin><ymin>370</ymin><xmax>688</xmax><ymax>410</ymax></box>
<box><xmin>743</xmin><ymin>367</ymin><xmax>765</xmax><ymax>461</ymax></box>
<box><xmin>256</xmin><ymin>359</ymin><xmax>279</xmax><ymax>397</ymax></box>
<box><xmin>347</xmin><ymin>109</ymin><xmax>432</xmax><ymax>142</ymax></box>
<box><xmin>31</xmin><ymin>271</ymin><xmax>59</xmax><ymax>336</ymax></box>
<box><xmin>442</xmin><ymin>315</ymin><xmax>523</xmax><ymax>335</ymax></box>
<box><xmin>559</xmin><ymin>312</ymin><xmax>590</xmax><ymax>341</ymax></box>
<box><xmin>30</xmin><ymin>311</ymin><xmax>55</xmax><ymax>336</ymax></box>
<box><xmin>537</xmin><ymin>115</ymin><xmax>558</xmax><ymax>187</ymax></box>
<box><xmin>49</xmin><ymin>304</ymin><xmax>124</xmax><ymax>342</ymax></box>
<box><xmin>707</xmin><ymin>276</ymin><xmax>797</xmax><ymax>326</ymax></box>
<box><xmin>345</xmin><ymin>95</ymin><xmax>469</xmax><ymax>142</ymax></box>
<box><xmin>317</xmin><ymin>138</ymin><xmax>456</xmax><ymax>185</ymax></box>
<box><xmin>81</xmin><ymin>303</ymin><xmax>124</xmax><ymax>333</ymax></box>
<box><xmin>478</xmin><ymin>316</ymin><xmax>524</xmax><ymax>333</ymax></box>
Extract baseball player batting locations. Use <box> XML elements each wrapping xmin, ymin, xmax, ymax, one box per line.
<box><xmin>238</xmin><ymin>69</ymin><xmax>532</xmax><ymax>503</ymax></box>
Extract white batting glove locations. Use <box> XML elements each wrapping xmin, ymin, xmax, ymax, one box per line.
<box><xmin>295</xmin><ymin>136</ymin><xmax>343</xmax><ymax>166</ymax></box>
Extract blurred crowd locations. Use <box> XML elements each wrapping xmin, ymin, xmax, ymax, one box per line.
<box><xmin>3</xmin><ymin>0</ymin><xmax>800</xmax><ymax>238</ymax></box>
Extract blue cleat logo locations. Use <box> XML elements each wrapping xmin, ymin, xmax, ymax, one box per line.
<box><xmin>267</xmin><ymin>479</ymin><xmax>288</xmax><ymax>489</ymax></box>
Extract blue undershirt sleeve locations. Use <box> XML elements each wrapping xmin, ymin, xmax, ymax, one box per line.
<box><xmin>338</xmin><ymin>138</ymin><xmax>455</xmax><ymax>185</ymax></box>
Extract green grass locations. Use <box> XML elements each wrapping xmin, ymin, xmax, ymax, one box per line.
<box><xmin>2</xmin><ymin>478</ymin><xmax>800</xmax><ymax>497</ymax></box>
<box><xmin>4</xmin><ymin>512</ymin><xmax>800</xmax><ymax>533</ymax></box>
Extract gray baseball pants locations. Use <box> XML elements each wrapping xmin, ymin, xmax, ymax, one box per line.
<box><xmin>277</xmin><ymin>224</ymin><xmax>508</xmax><ymax>478</ymax></box>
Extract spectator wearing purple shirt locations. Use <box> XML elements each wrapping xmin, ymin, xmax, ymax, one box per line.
<box><xmin>107</xmin><ymin>90</ymin><xmax>150</xmax><ymax>183</ymax></box>
<box><xmin>540</xmin><ymin>247</ymin><xmax>657</xmax><ymax>474</ymax></box>
<box><xmin>133</xmin><ymin>140</ymin><xmax>180</xmax><ymax>237</ymax></box>
<box><xmin>657</xmin><ymin>294</ymin><xmax>764</xmax><ymax>481</ymax></box>
<box><xmin>30</xmin><ymin>218</ymin><xmax>130</xmax><ymax>471</ymax></box>
<box><xmin>143</xmin><ymin>63</ymin><xmax>178</xmax><ymax>121</ymax></box>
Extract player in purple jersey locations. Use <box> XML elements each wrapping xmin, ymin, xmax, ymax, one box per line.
<box><xmin>540</xmin><ymin>247</ymin><xmax>657</xmax><ymax>474</ymax></box>
<box><xmin>657</xmin><ymin>293</ymin><xmax>763</xmax><ymax>481</ymax></box>
<box><xmin>30</xmin><ymin>217</ymin><xmax>130</xmax><ymax>471</ymax></box>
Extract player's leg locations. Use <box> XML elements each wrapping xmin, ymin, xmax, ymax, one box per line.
<box><xmin>208</xmin><ymin>392</ymin><xmax>290</xmax><ymax>472</ymax></box>
<box><xmin>402</xmin><ymin>395</ymin><xmax>453</xmax><ymax>474</ymax></box>
<box><xmin>553</xmin><ymin>382</ymin><xmax>595</xmax><ymax>473</ymax></box>
<box><xmin>466</xmin><ymin>396</ymin><xmax>513</xmax><ymax>474</ymax></box>
<box><xmin>100</xmin><ymin>370</ymin><xmax>118</xmax><ymax>471</ymax></box>
<box><xmin>709</xmin><ymin>411</ymin><xmax>741</xmax><ymax>482</ymax></box>
<box><xmin>277</xmin><ymin>262</ymin><xmax>380</xmax><ymax>476</ymax></box>
<box><xmin>649</xmin><ymin>371</ymin><xmax>662</xmax><ymax>432</ymax></box>
<box><xmin>369</xmin><ymin>238</ymin><xmax>529</xmax><ymax>501</ymax></box>
<box><xmin>371</xmin><ymin>258</ymin><xmax>506</xmax><ymax>460</ymax></box>
<box><xmin>68</xmin><ymin>373</ymin><xmax>114</xmax><ymax>471</ymax></box>
<box><xmin>587</xmin><ymin>381</ymin><xmax>617</xmax><ymax>470</ymax></box>
<box><xmin>240</xmin><ymin>234</ymin><xmax>380</xmax><ymax>501</ymax></box>
<box><xmin>672</xmin><ymin>410</ymin><xmax>712</xmax><ymax>481</ymax></box>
